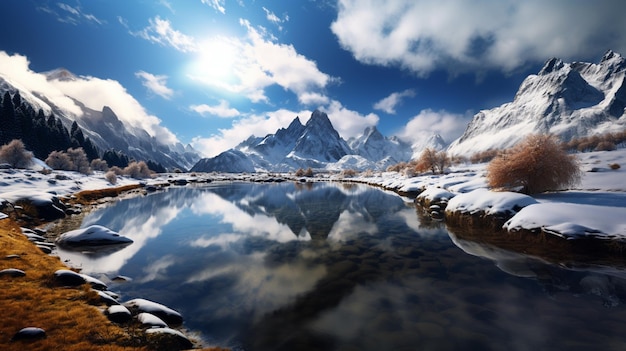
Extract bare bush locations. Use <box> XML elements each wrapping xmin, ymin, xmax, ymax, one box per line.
<box><xmin>304</xmin><ymin>167</ymin><xmax>314</xmax><ymax>177</ymax></box>
<box><xmin>123</xmin><ymin>161</ymin><xmax>153</xmax><ymax>179</ymax></box>
<box><xmin>340</xmin><ymin>169</ymin><xmax>357</xmax><ymax>178</ymax></box>
<box><xmin>416</xmin><ymin>148</ymin><xmax>449</xmax><ymax>174</ymax></box>
<box><xmin>104</xmin><ymin>170</ymin><xmax>117</xmax><ymax>184</ymax></box>
<box><xmin>610</xmin><ymin>163</ymin><xmax>621</xmax><ymax>170</ymax></box>
<box><xmin>90</xmin><ymin>158</ymin><xmax>109</xmax><ymax>172</ymax></box>
<box><xmin>0</xmin><ymin>139</ymin><xmax>33</xmax><ymax>168</ymax></box>
<box><xmin>66</xmin><ymin>148</ymin><xmax>91</xmax><ymax>174</ymax></box>
<box><xmin>469</xmin><ymin>149</ymin><xmax>499</xmax><ymax>164</ymax></box>
<box><xmin>595</xmin><ymin>141</ymin><xmax>616</xmax><ymax>151</ymax></box>
<box><xmin>487</xmin><ymin>134</ymin><xmax>581</xmax><ymax>194</ymax></box>
<box><xmin>45</xmin><ymin>150</ymin><xmax>73</xmax><ymax>170</ymax></box>
<box><xmin>294</xmin><ymin>168</ymin><xmax>305</xmax><ymax>177</ymax></box>
<box><xmin>109</xmin><ymin>166</ymin><xmax>124</xmax><ymax>175</ymax></box>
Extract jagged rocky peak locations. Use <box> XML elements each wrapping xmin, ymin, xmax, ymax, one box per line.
<box><xmin>44</xmin><ymin>68</ymin><xmax>78</xmax><ymax>81</ymax></box>
<box><xmin>539</xmin><ymin>57</ymin><xmax>565</xmax><ymax>75</ymax></box>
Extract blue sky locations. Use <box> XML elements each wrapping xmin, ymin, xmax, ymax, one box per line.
<box><xmin>1</xmin><ymin>0</ymin><xmax>625</xmax><ymax>157</ymax></box>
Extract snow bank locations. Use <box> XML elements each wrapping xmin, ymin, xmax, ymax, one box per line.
<box><xmin>123</xmin><ymin>298</ymin><xmax>183</xmax><ymax>325</ymax></box>
<box><xmin>504</xmin><ymin>203</ymin><xmax>626</xmax><ymax>239</ymax></box>
<box><xmin>446</xmin><ymin>188</ymin><xmax>538</xmax><ymax>216</ymax></box>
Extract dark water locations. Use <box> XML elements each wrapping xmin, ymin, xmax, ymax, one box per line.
<box><xmin>58</xmin><ymin>182</ymin><xmax>626</xmax><ymax>351</ymax></box>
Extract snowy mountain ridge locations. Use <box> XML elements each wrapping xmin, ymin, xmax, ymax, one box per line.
<box><xmin>0</xmin><ymin>69</ymin><xmax>200</xmax><ymax>170</ymax></box>
<box><xmin>448</xmin><ymin>50</ymin><xmax>626</xmax><ymax>156</ymax></box>
<box><xmin>191</xmin><ymin>110</ymin><xmax>422</xmax><ymax>173</ymax></box>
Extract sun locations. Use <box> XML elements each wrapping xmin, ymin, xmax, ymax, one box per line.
<box><xmin>188</xmin><ymin>37</ymin><xmax>240</xmax><ymax>89</ymax></box>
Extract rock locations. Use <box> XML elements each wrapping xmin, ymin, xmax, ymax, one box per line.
<box><xmin>11</xmin><ymin>327</ymin><xmax>46</xmax><ymax>341</ymax></box>
<box><xmin>123</xmin><ymin>298</ymin><xmax>183</xmax><ymax>325</ymax></box>
<box><xmin>0</xmin><ymin>268</ymin><xmax>26</xmax><ymax>277</ymax></box>
<box><xmin>56</xmin><ymin>225</ymin><xmax>133</xmax><ymax>249</ymax></box>
<box><xmin>137</xmin><ymin>312</ymin><xmax>168</xmax><ymax>328</ymax></box>
<box><xmin>145</xmin><ymin>327</ymin><xmax>193</xmax><ymax>350</ymax></box>
<box><xmin>37</xmin><ymin>245</ymin><xmax>52</xmax><ymax>254</ymax></box>
<box><xmin>81</xmin><ymin>274</ymin><xmax>108</xmax><ymax>290</ymax></box>
<box><xmin>4</xmin><ymin>254</ymin><xmax>20</xmax><ymax>259</ymax></box>
<box><xmin>53</xmin><ymin>269</ymin><xmax>86</xmax><ymax>287</ymax></box>
<box><xmin>106</xmin><ymin>305</ymin><xmax>132</xmax><ymax>323</ymax></box>
<box><xmin>93</xmin><ymin>289</ymin><xmax>119</xmax><ymax>306</ymax></box>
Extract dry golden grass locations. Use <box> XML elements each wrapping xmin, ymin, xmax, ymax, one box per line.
<box><xmin>0</xmin><ymin>218</ymin><xmax>146</xmax><ymax>351</ymax></box>
<box><xmin>72</xmin><ymin>184</ymin><xmax>144</xmax><ymax>204</ymax></box>
<box><xmin>0</xmin><ymin>213</ymin><xmax>227</xmax><ymax>350</ymax></box>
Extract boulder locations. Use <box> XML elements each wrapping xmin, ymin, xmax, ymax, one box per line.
<box><xmin>0</xmin><ymin>268</ymin><xmax>26</xmax><ymax>277</ymax></box>
<box><xmin>145</xmin><ymin>327</ymin><xmax>193</xmax><ymax>350</ymax></box>
<box><xmin>137</xmin><ymin>312</ymin><xmax>168</xmax><ymax>328</ymax></box>
<box><xmin>11</xmin><ymin>327</ymin><xmax>46</xmax><ymax>341</ymax></box>
<box><xmin>53</xmin><ymin>269</ymin><xmax>86</xmax><ymax>287</ymax></box>
<box><xmin>106</xmin><ymin>305</ymin><xmax>132</xmax><ymax>324</ymax></box>
<box><xmin>123</xmin><ymin>298</ymin><xmax>183</xmax><ymax>325</ymax></box>
<box><xmin>56</xmin><ymin>225</ymin><xmax>133</xmax><ymax>249</ymax></box>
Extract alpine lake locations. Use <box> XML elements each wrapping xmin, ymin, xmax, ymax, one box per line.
<box><xmin>57</xmin><ymin>181</ymin><xmax>626</xmax><ymax>351</ymax></box>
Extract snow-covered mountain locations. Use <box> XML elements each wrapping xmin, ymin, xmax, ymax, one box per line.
<box><xmin>448</xmin><ymin>50</ymin><xmax>626</xmax><ymax>156</ymax></box>
<box><xmin>191</xmin><ymin>110</ymin><xmax>415</xmax><ymax>172</ymax></box>
<box><xmin>0</xmin><ymin>68</ymin><xmax>200</xmax><ymax>170</ymax></box>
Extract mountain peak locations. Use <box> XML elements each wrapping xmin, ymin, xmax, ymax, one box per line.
<box><xmin>307</xmin><ymin>109</ymin><xmax>333</xmax><ymax>128</ymax></box>
<box><xmin>44</xmin><ymin>68</ymin><xmax>77</xmax><ymax>82</ymax></box>
<box><xmin>538</xmin><ymin>57</ymin><xmax>565</xmax><ymax>75</ymax></box>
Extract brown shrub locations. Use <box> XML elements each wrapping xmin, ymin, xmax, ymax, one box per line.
<box><xmin>0</xmin><ymin>139</ymin><xmax>33</xmax><ymax>168</ymax></box>
<box><xmin>595</xmin><ymin>141</ymin><xmax>616</xmax><ymax>151</ymax></box>
<box><xmin>90</xmin><ymin>158</ymin><xmax>109</xmax><ymax>171</ymax></box>
<box><xmin>609</xmin><ymin>163</ymin><xmax>621</xmax><ymax>170</ymax></box>
<box><xmin>123</xmin><ymin>161</ymin><xmax>154</xmax><ymax>179</ymax></box>
<box><xmin>416</xmin><ymin>148</ymin><xmax>449</xmax><ymax>174</ymax></box>
<box><xmin>105</xmin><ymin>170</ymin><xmax>118</xmax><ymax>184</ymax></box>
<box><xmin>45</xmin><ymin>150</ymin><xmax>73</xmax><ymax>170</ymax></box>
<box><xmin>487</xmin><ymin>134</ymin><xmax>581</xmax><ymax>194</ymax></box>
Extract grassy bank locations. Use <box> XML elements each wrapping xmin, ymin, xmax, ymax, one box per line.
<box><xmin>0</xmin><ymin>185</ymin><xmax>227</xmax><ymax>351</ymax></box>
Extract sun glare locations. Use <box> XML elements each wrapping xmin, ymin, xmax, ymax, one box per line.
<box><xmin>189</xmin><ymin>37</ymin><xmax>239</xmax><ymax>89</ymax></box>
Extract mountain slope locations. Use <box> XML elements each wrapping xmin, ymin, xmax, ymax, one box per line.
<box><xmin>0</xmin><ymin>68</ymin><xmax>200</xmax><ymax>170</ymax></box>
<box><xmin>448</xmin><ymin>50</ymin><xmax>626</xmax><ymax>156</ymax></box>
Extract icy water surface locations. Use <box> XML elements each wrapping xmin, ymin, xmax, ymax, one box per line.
<box><xmin>59</xmin><ymin>182</ymin><xmax>626</xmax><ymax>351</ymax></box>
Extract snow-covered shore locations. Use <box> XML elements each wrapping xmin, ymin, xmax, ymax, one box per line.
<box><xmin>348</xmin><ymin>148</ymin><xmax>626</xmax><ymax>241</ymax></box>
<box><xmin>1</xmin><ymin>148</ymin><xmax>625</xmax><ymax>243</ymax></box>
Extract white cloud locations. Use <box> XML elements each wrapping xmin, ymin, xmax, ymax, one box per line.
<box><xmin>38</xmin><ymin>2</ymin><xmax>105</xmax><ymax>26</ymax></box>
<box><xmin>191</xmin><ymin>108</ymin><xmax>309</xmax><ymax>157</ymax></box>
<box><xmin>190</xmin><ymin>100</ymin><xmax>240</xmax><ymax>118</ymax></box>
<box><xmin>298</xmin><ymin>92</ymin><xmax>330</xmax><ymax>106</ymax></box>
<box><xmin>0</xmin><ymin>51</ymin><xmax>179</xmax><ymax>145</ymax></box>
<box><xmin>263</xmin><ymin>6</ymin><xmax>288</xmax><ymax>30</ymax></box>
<box><xmin>136</xmin><ymin>16</ymin><xmax>197</xmax><ymax>53</ymax></box>
<box><xmin>187</xmin><ymin>19</ymin><xmax>335</xmax><ymax>104</ymax></box>
<box><xmin>331</xmin><ymin>0</ymin><xmax>626</xmax><ymax>76</ymax></box>
<box><xmin>201</xmin><ymin>0</ymin><xmax>226</xmax><ymax>14</ymax></box>
<box><xmin>398</xmin><ymin>109</ymin><xmax>471</xmax><ymax>144</ymax></box>
<box><xmin>373</xmin><ymin>89</ymin><xmax>415</xmax><ymax>114</ymax></box>
<box><xmin>135</xmin><ymin>71</ymin><xmax>174</xmax><ymax>99</ymax></box>
<box><xmin>191</xmin><ymin>102</ymin><xmax>378</xmax><ymax>157</ymax></box>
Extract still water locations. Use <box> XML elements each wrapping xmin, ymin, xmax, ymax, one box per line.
<box><xmin>58</xmin><ymin>182</ymin><xmax>626</xmax><ymax>351</ymax></box>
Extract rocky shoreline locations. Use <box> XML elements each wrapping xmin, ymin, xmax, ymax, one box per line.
<box><xmin>0</xmin><ymin>183</ymin><xmax>225</xmax><ymax>351</ymax></box>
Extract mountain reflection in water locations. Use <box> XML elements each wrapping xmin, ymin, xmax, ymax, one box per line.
<box><xmin>58</xmin><ymin>182</ymin><xmax>626</xmax><ymax>351</ymax></box>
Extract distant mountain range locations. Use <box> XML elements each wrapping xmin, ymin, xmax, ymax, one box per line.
<box><xmin>2</xmin><ymin>51</ymin><xmax>625</xmax><ymax>173</ymax></box>
<box><xmin>448</xmin><ymin>50</ymin><xmax>626</xmax><ymax>155</ymax></box>
<box><xmin>191</xmin><ymin>110</ymin><xmax>432</xmax><ymax>173</ymax></box>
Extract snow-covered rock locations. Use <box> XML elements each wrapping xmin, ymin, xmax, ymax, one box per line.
<box><xmin>145</xmin><ymin>327</ymin><xmax>193</xmax><ymax>350</ymax></box>
<box><xmin>137</xmin><ymin>312</ymin><xmax>168</xmax><ymax>328</ymax></box>
<box><xmin>56</xmin><ymin>225</ymin><xmax>133</xmax><ymax>248</ymax></box>
<box><xmin>445</xmin><ymin>188</ymin><xmax>538</xmax><ymax>217</ymax></box>
<box><xmin>123</xmin><ymin>298</ymin><xmax>183</xmax><ymax>325</ymax></box>
<box><xmin>504</xmin><ymin>203</ymin><xmax>626</xmax><ymax>239</ymax></box>
<box><xmin>106</xmin><ymin>305</ymin><xmax>132</xmax><ymax>324</ymax></box>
